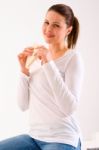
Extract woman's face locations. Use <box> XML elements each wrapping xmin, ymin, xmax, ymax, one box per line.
<box><xmin>42</xmin><ymin>10</ymin><xmax>70</xmax><ymax>45</ymax></box>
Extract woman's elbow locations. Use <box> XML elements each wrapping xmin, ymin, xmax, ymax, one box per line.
<box><xmin>18</xmin><ymin>102</ymin><xmax>29</xmax><ymax>112</ymax></box>
<box><xmin>66</xmin><ymin>99</ymin><xmax>78</xmax><ymax>116</ymax></box>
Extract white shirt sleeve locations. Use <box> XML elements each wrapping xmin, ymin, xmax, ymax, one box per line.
<box><xmin>17</xmin><ymin>72</ymin><xmax>30</xmax><ymax>111</ymax></box>
<box><xmin>42</xmin><ymin>53</ymin><xmax>84</xmax><ymax>116</ymax></box>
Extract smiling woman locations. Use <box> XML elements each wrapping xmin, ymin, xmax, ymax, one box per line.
<box><xmin>0</xmin><ymin>3</ymin><xmax>84</xmax><ymax>150</ymax></box>
<box><xmin>42</xmin><ymin>11</ymin><xmax>68</xmax><ymax>44</ymax></box>
<box><xmin>42</xmin><ymin>4</ymin><xmax>79</xmax><ymax>49</ymax></box>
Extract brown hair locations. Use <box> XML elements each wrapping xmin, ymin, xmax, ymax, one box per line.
<box><xmin>48</xmin><ymin>4</ymin><xmax>79</xmax><ymax>49</ymax></box>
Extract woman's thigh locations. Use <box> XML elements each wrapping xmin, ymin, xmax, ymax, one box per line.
<box><xmin>42</xmin><ymin>143</ymin><xmax>76</xmax><ymax>150</ymax></box>
<box><xmin>35</xmin><ymin>139</ymin><xmax>81</xmax><ymax>150</ymax></box>
<box><xmin>0</xmin><ymin>134</ymin><xmax>40</xmax><ymax>150</ymax></box>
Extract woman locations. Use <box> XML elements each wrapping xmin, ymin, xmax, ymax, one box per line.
<box><xmin>0</xmin><ymin>4</ymin><xmax>84</xmax><ymax>150</ymax></box>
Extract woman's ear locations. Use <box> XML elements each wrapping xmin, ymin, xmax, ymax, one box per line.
<box><xmin>66</xmin><ymin>26</ymin><xmax>73</xmax><ymax>35</ymax></box>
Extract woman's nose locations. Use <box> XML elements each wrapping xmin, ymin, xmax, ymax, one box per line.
<box><xmin>46</xmin><ymin>25</ymin><xmax>53</xmax><ymax>32</ymax></box>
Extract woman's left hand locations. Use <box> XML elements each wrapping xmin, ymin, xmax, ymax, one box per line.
<box><xmin>36</xmin><ymin>46</ymin><xmax>52</xmax><ymax>64</ymax></box>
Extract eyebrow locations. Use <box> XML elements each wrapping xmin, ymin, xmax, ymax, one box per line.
<box><xmin>44</xmin><ymin>19</ymin><xmax>61</xmax><ymax>25</ymax></box>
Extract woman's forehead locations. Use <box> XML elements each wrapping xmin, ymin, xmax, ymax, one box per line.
<box><xmin>45</xmin><ymin>10</ymin><xmax>66</xmax><ymax>23</ymax></box>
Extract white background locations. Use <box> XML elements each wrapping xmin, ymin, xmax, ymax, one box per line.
<box><xmin>0</xmin><ymin>0</ymin><xmax>99</xmax><ymax>142</ymax></box>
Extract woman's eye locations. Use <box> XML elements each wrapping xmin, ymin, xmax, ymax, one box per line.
<box><xmin>44</xmin><ymin>21</ymin><xmax>49</xmax><ymax>25</ymax></box>
<box><xmin>53</xmin><ymin>24</ymin><xmax>60</xmax><ymax>28</ymax></box>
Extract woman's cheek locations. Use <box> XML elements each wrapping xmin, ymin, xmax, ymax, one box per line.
<box><xmin>42</xmin><ymin>25</ymin><xmax>46</xmax><ymax>35</ymax></box>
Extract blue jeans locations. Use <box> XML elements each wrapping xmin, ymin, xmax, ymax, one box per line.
<box><xmin>0</xmin><ymin>134</ymin><xmax>81</xmax><ymax>150</ymax></box>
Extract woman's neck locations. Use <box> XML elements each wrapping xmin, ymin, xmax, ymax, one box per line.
<box><xmin>48</xmin><ymin>43</ymin><xmax>68</xmax><ymax>59</ymax></box>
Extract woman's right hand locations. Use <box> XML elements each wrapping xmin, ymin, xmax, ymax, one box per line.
<box><xmin>18</xmin><ymin>47</ymin><xmax>34</xmax><ymax>76</ymax></box>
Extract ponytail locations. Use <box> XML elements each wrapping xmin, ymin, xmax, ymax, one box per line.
<box><xmin>67</xmin><ymin>16</ymin><xmax>79</xmax><ymax>49</ymax></box>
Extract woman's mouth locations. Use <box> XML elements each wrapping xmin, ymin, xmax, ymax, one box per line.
<box><xmin>45</xmin><ymin>34</ymin><xmax>54</xmax><ymax>38</ymax></box>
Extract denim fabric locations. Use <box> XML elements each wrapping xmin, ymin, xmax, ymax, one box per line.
<box><xmin>0</xmin><ymin>134</ymin><xmax>81</xmax><ymax>150</ymax></box>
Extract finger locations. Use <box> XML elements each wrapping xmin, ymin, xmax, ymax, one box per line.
<box><xmin>39</xmin><ymin>47</ymin><xmax>48</xmax><ymax>54</ymax></box>
<box><xmin>18</xmin><ymin>53</ymin><xmax>24</xmax><ymax>59</ymax></box>
<box><xmin>24</xmin><ymin>47</ymin><xmax>34</xmax><ymax>50</ymax></box>
<box><xmin>33</xmin><ymin>44</ymin><xmax>43</xmax><ymax>49</ymax></box>
<box><xmin>21</xmin><ymin>50</ymin><xmax>33</xmax><ymax>57</ymax></box>
<box><xmin>24</xmin><ymin>48</ymin><xmax>34</xmax><ymax>53</ymax></box>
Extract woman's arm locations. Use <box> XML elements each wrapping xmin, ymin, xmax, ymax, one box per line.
<box><xmin>17</xmin><ymin>72</ymin><xmax>30</xmax><ymax>111</ymax></box>
<box><xmin>42</xmin><ymin>52</ymin><xmax>84</xmax><ymax>116</ymax></box>
<box><xmin>17</xmin><ymin>47</ymin><xmax>34</xmax><ymax>111</ymax></box>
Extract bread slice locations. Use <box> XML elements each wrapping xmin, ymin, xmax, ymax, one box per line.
<box><xmin>25</xmin><ymin>49</ymin><xmax>37</xmax><ymax>69</ymax></box>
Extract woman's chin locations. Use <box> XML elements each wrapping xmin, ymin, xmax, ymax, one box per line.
<box><xmin>44</xmin><ymin>38</ymin><xmax>53</xmax><ymax>44</ymax></box>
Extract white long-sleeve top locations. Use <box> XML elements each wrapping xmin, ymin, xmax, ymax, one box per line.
<box><xmin>17</xmin><ymin>49</ymin><xmax>84</xmax><ymax>147</ymax></box>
